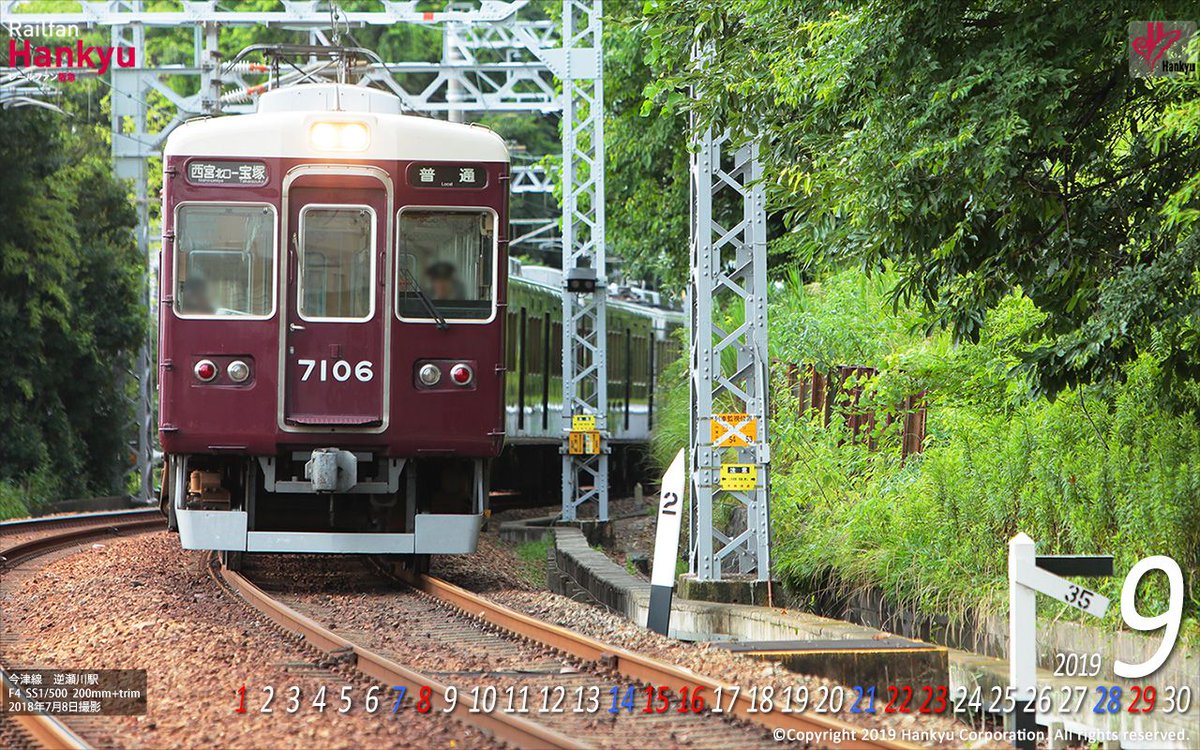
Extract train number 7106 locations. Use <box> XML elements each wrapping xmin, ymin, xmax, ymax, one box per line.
<box><xmin>297</xmin><ymin>359</ymin><xmax>374</xmax><ymax>383</ymax></box>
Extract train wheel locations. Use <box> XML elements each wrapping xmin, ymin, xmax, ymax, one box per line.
<box><xmin>160</xmin><ymin>457</ymin><xmax>178</xmax><ymax>532</ymax></box>
<box><xmin>167</xmin><ymin>501</ymin><xmax>178</xmax><ymax>532</ymax></box>
<box><xmin>220</xmin><ymin>550</ymin><xmax>243</xmax><ymax>571</ymax></box>
<box><xmin>395</xmin><ymin>554</ymin><xmax>429</xmax><ymax>575</ymax></box>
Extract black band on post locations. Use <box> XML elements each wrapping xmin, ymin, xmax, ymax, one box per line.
<box><xmin>647</xmin><ymin>584</ymin><xmax>673</xmax><ymax>636</ymax></box>
<box><xmin>1035</xmin><ymin>555</ymin><xmax>1114</xmax><ymax>578</ymax></box>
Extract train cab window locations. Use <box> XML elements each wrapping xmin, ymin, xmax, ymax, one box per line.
<box><xmin>174</xmin><ymin>204</ymin><xmax>275</xmax><ymax>318</ymax></box>
<box><xmin>299</xmin><ymin>205</ymin><xmax>375</xmax><ymax>322</ymax></box>
<box><xmin>397</xmin><ymin>208</ymin><xmax>496</xmax><ymax>321</ymax></box>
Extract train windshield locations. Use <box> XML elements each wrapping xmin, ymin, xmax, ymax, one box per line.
<box><xmin>397</xmin><ymin>208</ymin><xmax>496</xmax><ymax>321</ymax></box>
<box><xmin>174</xmin><ymin>204</ymin><xmax>275</xmax><ymax>318</ymax></box>
<box><xmin>298</xmin><ymin>205</ymin><xmax>375</xmax><ymax>322</ymax></box>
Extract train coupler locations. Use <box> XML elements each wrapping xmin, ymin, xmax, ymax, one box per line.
<box><xmin>304</xmin><ymin>448</ymin><xmax>358</xmax><ymax>493</ymax></box>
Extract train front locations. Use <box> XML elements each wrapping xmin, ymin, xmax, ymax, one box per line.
<box><xmin>158</xmin><ymin>84</ymin><xmax>508</xmax><ymax>559</ymax></box>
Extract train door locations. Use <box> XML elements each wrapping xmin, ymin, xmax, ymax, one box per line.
<box><xmin>282</xmin><ymin>171</ymin><xmax>390</xmax><ymax>429</ymax></box>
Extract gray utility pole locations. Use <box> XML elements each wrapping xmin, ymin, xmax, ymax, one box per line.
<box><xmin>688</xmin><ymin>125</ymin><xmax>772</xmax><ymax>581</ymax></box>
<box><xmin>554</xmin><ymin>0</ymin><xmax>608</xmax><ymax>522</ymax></box>
<box><xmin>110</xmin><ymin>3</ymin><xmax>154</xmax><ymax>505</ymax></box>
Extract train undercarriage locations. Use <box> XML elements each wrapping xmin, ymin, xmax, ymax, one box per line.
<box><xmin>161</xmin><ymin>451</ymin><xmax>488</xmax><ymax>563</ymax></box>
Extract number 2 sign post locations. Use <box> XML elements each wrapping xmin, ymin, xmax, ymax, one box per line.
<box><xmin>1008</xmin><ymin>532</ymin><xmax>1187</xmax><ymax>750</ymax></box>
<box><xmin>647</xmin><ymin>450</ymin><xmax>686</xmax><ymax>636</ymax></box>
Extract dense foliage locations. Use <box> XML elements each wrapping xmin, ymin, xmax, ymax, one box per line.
<box><xmin>636</xmin><ymin>1</ymin><xmax>1200</xmax><ymax>399</ymax></box>
<box><xmin>0</xmin><ymin>106</ymin><xmax>143</xmax><ymax>515</ymax></box>
<box><xmin>604</xmin><ymin>0</ymin><xmax>692</xmax><ymax>288</ymax></box>
<box><xmin>653</xmin><ymin>268</ymin><xmax>1200</xmax><ymax>639</ymax></box>
<box><xmin>628</xmin><ymin>1</ymin><xmax>1200</xmax><ymax>637</ymax></box>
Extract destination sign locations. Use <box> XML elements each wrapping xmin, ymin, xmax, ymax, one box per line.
<box><xmin>185</xmin><ymin>160</ymin><xmax>268</xmax><ymax>186</ymax></box>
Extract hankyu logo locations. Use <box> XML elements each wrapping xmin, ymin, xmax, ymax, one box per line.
<box><xmin>5</xmin><ymin>21</ymin><xmax>136</xmax><ymax>81</ymax></box>
<box><xmin>1128</xmin><ymin>21</ymin><xmax>1197</xmax><ymax>77</ymax></box>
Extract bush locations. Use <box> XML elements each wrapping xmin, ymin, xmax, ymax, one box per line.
<box><xmin>653</xmin><ymin>265</ymin><xmax>1200</xmax><ymax>641</ymax></box>
<box><xmin>0</xmin><ymin>481</ymin><xmax>30</xmax><ymax>520</ymax></box>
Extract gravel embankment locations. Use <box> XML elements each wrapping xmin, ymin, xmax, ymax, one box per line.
<box><xmin>434</xmin><ymin>518</ymin><xmax>1007</xmax><ymax>750</ymax></box>
<box><xmin>1</xmin><ymin>532</ymin><xmax>493</xmax><ymax>750</ymax></box>
<box><xmin>253</xmin><ymin>555</ymin><xmax>777</xmax><ymax>750</ymax></box>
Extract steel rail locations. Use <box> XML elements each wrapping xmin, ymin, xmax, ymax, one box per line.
<box><xmin>0</xmin><ymin>510</ymin><xmax>162</xmax><ymax>569</ymax></box>
<box><xmin>0</xmin><ymin>508</ymin><xmax>159</xmax><ymax>532</ymax></box>
<box><xmin>1</xmin><ymin>508</ymin><xmax>163</xmax><ymax>750</ymax></box>
<box><xmin>1</xmin><ymin>671</ymin><xmax>90</xmax><ymax>750</ymax></box>
<box><xmin>215</xmin><ymin>564</ymin><xmax>588</xmax><ymax>750</ymax></box>
<box><xmin>405</xmin><ymin>572</ymin><xmax>919</xmax><ymax>750</ymax></box>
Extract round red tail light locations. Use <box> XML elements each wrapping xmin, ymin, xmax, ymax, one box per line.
<box><xmin>194</xmin><ymin>360</ymin><xmax>217</xmax><ymax>382</ymax></box>
<box><xmin>449</xmin><ymin>363</ymin><xmax>473</xmax><ymax>386</ymax></box>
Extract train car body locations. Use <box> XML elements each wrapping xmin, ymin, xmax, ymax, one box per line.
<box><xmin>503</xmin><ymin>264</ymin><xmax>683</xmax><ymax>445</ymax></box>
<box><xmin>159</xmin><ymin>83</ymin><xmax>682</xmax><ymax>557</ymax></box>
<box><xmin>493</xmin><ymin>264</ymin><xmax>683</xmax><ymax>497</ymax></box>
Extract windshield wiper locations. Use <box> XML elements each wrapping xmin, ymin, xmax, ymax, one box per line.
<box><xmin>401</xmin><ymin>267</ymin><xmax>448</xmax><ymax>329</ymax></box>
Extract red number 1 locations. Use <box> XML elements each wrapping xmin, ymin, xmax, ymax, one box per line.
<box><xmin>235</xmin><ymin>685</ymin><xmax>246</xmax><ymax>713</ymax></box>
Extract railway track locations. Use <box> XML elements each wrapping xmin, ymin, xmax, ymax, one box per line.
<box><xmin>0</xmin><ymin>510</ymin><xmax>162</xmax><ymax>570</ymax></box>
<box><xmin>402</xmin><ymin>570</ymin><xmax>918</xmax><ymax>749</ymax></box>
<box><xmin>1</xmin><ymin>510</ymin><xmax>918</xmax><ymax>749</ymax></box>
<box><xmin>0</xmin><ymin>508</ymin><xmax>163</xmax><ymax>750</ymax></box>
<box><xmin>219</xmin><ymin>555</ymin><xmax>913</xmax><ymax>750</ymax></box>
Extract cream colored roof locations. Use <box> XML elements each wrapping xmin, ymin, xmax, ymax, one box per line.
<box><xmin>164</xmin><ymin>84</ymin><xmax>508</xmax><ymax>162</ymax></box>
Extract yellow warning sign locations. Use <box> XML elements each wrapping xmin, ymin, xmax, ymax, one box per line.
<box><xmin>568</xmin><ymin>430</ymin><xmax>602</xmax><ymax>455</ymax></box>
<box><xmin>711</xmin><ymin>412</ymin><xmax>757</xmax><ymax>447</ymax></box>
<box><xmin>719</xmin><ymin>463</ymin><xmax>758</xmax><ymax>491</ymax></box>
<box><xmin>571</xmin><ymin>414</ymin><xmax>596</xmax><ymax>431</ymax></box>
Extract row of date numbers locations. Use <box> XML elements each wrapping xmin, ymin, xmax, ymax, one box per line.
<box><xmin>956</xmin><ymin>685</ymin><xmax>1192</xmax><ymax>715</ymax></box>
<box><xmin>236</xmin><ymin>684</ymin><xmax>912</xmax><ymax>716</ymax></box>
<box><xmin>233</xmin><ymin>683</ymin><xmax>1193</xmax><ymax>716</ymax></box>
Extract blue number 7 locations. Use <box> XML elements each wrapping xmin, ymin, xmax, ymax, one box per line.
<box><xmin>392</xmin><ymin>686</ymin><xmax>408</xmax><ymax>713</ymax></box>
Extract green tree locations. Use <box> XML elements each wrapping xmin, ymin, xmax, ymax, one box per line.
<box><xmin>604</xmin><ymin>0</ymin><xmax>692</xmax><ymax>289</ymax></box>
<box><xmin>642</xmin><ymin>0</ymin><xmax>1200</xmax><ymax>397</ymax></box>
<box><xmin>0</xmin><ymin>105</ymin><xmax>142</xmax><ymax>511</ymax></box>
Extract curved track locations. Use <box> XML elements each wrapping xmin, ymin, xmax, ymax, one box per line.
<box><xmin>216</xmin><ymin>554</ymin><xmax>912</xmax><ymax>750</ymax></box>
<box><xmin>0</xmin><ymin>508</ymin><xmax>163</xmax><ymax>750</ymax></box>
<box><xmin>2</xmin><ymin>510</ymin><xmax>916</xmax><ymax>749</ymax></box>
<box><xmin>402</xmin><ymin>568</ymin><xmax>917</xmax><ymax>750</ymax></box>
<box><xmin>0</xmin><ymin>510</ymin><xmax>162</xmax><ymax>570</ymax></box>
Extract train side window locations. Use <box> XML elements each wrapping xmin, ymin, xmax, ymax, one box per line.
<box><xmin>298</xmin><ymin>205</ymin><xmax>375</xmax><ymax>322</ymax></box>
<box><xmin>397</xmin><ymin>208</ymin><xmax>497</xmax><ymax>322</ymax></box>
<box><xmin>174</xmin><ymin>203</ymin><xmax>275</xmax><ymax>318</ymax></box>
<box><xmin>542</xmin><ymin>312</ymin><xmax>552</xmax><ymax>430</ymax></box>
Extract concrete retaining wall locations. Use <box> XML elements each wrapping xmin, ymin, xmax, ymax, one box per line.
<box><xmin>548</xmin><ymin>527</ymin><xmax>1199</xmax><ymax>747</ymax></box>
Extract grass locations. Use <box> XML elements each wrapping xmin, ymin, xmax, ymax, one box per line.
<box><xmin>0</xmin><ymin>481</ymin><xmax>30</xmax><ymax>520</ymax></box>
<box><xmin>513</xmin><ymin>536</ymin><xmax>552</xmax><ymax>587</ymax></box>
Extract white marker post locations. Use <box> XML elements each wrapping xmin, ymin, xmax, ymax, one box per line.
<box><xmin>1008</xmin><ymin>533</ymin><xmax>1113</xmax><ymax>750</ymax></box>
<box><xmin>647</xmin><ymin>450</ymin><xmax>686</xmax><ymax>635</ymax></box>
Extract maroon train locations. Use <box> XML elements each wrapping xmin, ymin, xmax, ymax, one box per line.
<box><xmin>159</xmin><ymin>84</ymin><xmax>509</xmax><ymax>558</ymax></box>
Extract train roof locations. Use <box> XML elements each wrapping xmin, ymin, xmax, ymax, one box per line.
<box><xmin>163</xmin><ymin>83</ymin><xmax>509</xmax><ymax>162</ymax></box>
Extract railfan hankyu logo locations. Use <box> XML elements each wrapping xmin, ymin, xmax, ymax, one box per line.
<box><xmin>1129</xmin><ymin>21</ymin><xmax>1197</xmax><ymax>77</ymax></box>
<box><xmin>4</xmin><ymin>21</ymin><xmax>136</xmax><ymax>81</ymax></box>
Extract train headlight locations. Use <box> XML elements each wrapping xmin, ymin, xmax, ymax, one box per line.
<box><xmin>418</xmin><ymin>363</ymin><xmax>442</xmax><ymax>386</ymax></box>
<box><xmin>310</xmin><ymin>121</ymin><xmax>370</xmax><ymax>152</ymax></box>
<box><xmin>450</xmin><ymin>363</ymin><xmax>474</xmax><ymax>386</ymax></box>
<box><xmin>310</xmin><ymin>122</ymin><xmax>339</xmax><ymax>150</ymax></box>
<box><xmin>339</xmin><ymin>122</ymin><xmax>370</xmax><ymax>150</ymax></box>
<box><xmin>194</xmin><ymin>359</ymin><xmax>217</xmax><ymax>382</ymax></box>
<box><xmin>227</xmin><ymin>360</ymin><xmax>250</xmax><ymax>383</ymax></box>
